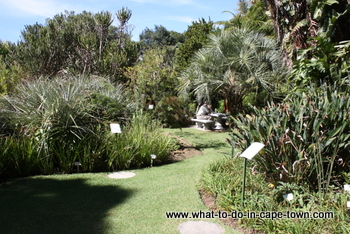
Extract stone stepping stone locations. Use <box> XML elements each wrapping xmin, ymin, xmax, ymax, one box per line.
<box><xmin>178</xmin><ymin>221</ymin><xmax>224</xmax><ymax>234</ymax></box>
<box><xmin>108</xmin><ymin>171</ymin><xmax>136</xmax><ymax>179</ymax></box>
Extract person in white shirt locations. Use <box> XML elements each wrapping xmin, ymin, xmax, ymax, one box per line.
<box><xmin>196</xmin><ymin>101</ymin><xmax>214</xmax><ymax>120</ymax></box>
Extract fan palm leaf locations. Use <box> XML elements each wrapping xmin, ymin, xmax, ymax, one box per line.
<box><xmin>178</xmin><ymin>28</ymin><xmax>288</xmax><ymax>113</ymax></box>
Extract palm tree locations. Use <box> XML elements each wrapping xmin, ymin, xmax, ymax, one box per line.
<box><xmin>178</xmin><ymin>28</ymin><xmax>288</xmax><ymax>114</ymax></box>
<box><xmin>216</xmin><ymin>0</ymin><xmax>274</xmax><ymax>38</ymax></box>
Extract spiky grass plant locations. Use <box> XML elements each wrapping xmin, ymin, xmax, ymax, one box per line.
<box><xmin>0</xmin><ymin>136</ymin><xmax>40</xmax><ymax>181</ymax></box>
<box><xmin>0</xmin><ymin>75</ymin><xmax>130</xmax><ymax>176</ymax></box>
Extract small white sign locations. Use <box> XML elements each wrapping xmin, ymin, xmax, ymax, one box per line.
<box><xmin>240</xmin><ymin>142</ymin><xmax>265</xmax><ymax>160</ymax></box>
<box><xmin>148</xmin><ymin>104</ymin><xmax>154</xmax><ymax>109</ymax></box>
<box><xmin>283</xmin><ymin>193</ymin><xmax>294</xmax><ymax>201</ymax></box>
<box><xmin>110</xmin><ymin>123</ymin><xmax>122</xmax><ymax>133</ymax></box>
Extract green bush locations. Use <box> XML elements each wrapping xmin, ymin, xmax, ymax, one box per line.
<box><xmin>107</xmin><ymin>113</ymin><xmax>178</xmax><ymax>170</ymax></box>
<box><xmin>0</xmin><ymin>136</ymin><xmax>40</xmax><ymax>181</ymax></box>
<box><xmin>230</xmin><ymin>83</ymin><xmax>350</xmax><ymax>192</ymax></box>
<box><xmin>154</xmin><ymin>96</ymin><xmax>191</xmax><ymax>128</ymax></box>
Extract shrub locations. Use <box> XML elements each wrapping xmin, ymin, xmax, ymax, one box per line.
<box><xmin>230</xmin><ymin>83</ymin><xmax>350</xmax><ymax>192</ymax></box>
<box><xmin>0</xmin><ymin>136</ymin><xmax>40</xmax><ymax>181</ymax></box>
<box><xmin>0</xmin><ymin>77</ymin><xmax>178</xmax><ymax>180</ymax></box>
<box><xmin>154</xmin><ymin>96</ymin><xmax>191</xmax><ymax>128</ymax></box>
<box><xmin>107</xmin><ymin>113</ymin><xmax>178</xmax><ymax>170</ymax></box>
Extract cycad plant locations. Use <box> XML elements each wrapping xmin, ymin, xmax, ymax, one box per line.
<box><xmin>230</xmin><ymin>83</ymin><xmax>350</xmax><ymax>192</ymax></box>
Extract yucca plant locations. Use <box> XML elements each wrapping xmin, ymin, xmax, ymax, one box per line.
<box><xmin>230</xmin><ymin>83</ymin><xmax>350</xmax><ymax>192</ymax></box>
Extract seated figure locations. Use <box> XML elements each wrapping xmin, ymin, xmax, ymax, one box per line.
<box><xmin>196</xmin><ymin>102</ymin><xmax>213</xmax><ymax>120</ymax></box>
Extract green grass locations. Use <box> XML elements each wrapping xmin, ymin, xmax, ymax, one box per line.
<box><xmin>0</xmin><ymin>128</ymin><xmax>240</xmax><ymax>234</ymax></box>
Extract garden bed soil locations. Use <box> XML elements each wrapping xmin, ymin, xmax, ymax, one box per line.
<box><xmin>168</xmin><ymin>135</ymin><xmax>203</xmax><ymax>162</ymax></box>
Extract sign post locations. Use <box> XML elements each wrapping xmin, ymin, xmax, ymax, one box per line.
<box><xmin>240</xmin><ymin>142</ymin><xmax>265</xmax><ymax>206</ymax></box>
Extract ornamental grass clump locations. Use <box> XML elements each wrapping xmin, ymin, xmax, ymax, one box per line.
<box><xmin>107</xmin><ymin>113</ymin><xmax>178</xmax><ymax>170</ymax></box>
<box><xmin>0</xmin><ymin>75</ymin><xmax>131</xmax><ymax>177</ymax></box>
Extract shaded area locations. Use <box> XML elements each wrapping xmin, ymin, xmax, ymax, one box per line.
<box><xmin>0</xmin><ymin>177</ymin><xmax>135</xmax><ymax>234</ymax></box>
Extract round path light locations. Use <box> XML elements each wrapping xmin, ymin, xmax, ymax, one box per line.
<box><xmin>178</xmin><ymin>221</ymin><xmax>224</xmax><ymax>234</ymax></box>
<box><xmin>108</xmin><ymin>172</ymin><xmax>136</xmax><ymax>179</ymax></box>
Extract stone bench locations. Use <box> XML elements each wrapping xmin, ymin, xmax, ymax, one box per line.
<box><xmin>191</xmin><ymin>119</ymin><xmax>215</xmax><ymax>130</ymax></box>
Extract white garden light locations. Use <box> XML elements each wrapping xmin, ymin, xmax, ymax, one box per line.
<box><xmin>150</xmin><ymin>154</ymin><xmax>157</xmax><ymax>167</ymax></box>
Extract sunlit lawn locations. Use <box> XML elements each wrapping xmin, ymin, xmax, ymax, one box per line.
<box><xmin>0</xmin><ymin>128</ymin><xmax>240</xmax><ymax>234</ymax></box>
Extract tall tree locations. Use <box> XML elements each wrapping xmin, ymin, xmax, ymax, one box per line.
<box><xmin>94</xmin><ymin>11</ymin><xmax>114</xmax><ymax>62</ymax></box>
<box><xmin>116</xmin><ymin>7</ymin><xmax>132</xmax><ymax>47</ymax></box>
<box><xmin>217</xmin><ymin>0</ymin><xmax>274</xmax><ymax>39</ymax></box>
<box><xmin>237</xmin><ymin>0</ymin><xmax>251</xmax><ymax>15</ymax></box>
<box><xmin>11</xmin><ymin>9</ymin><xmax>137</xmax><ymax>80</ymax></box>
<box><xmin>139</xmin><ymin>25</ymin><xmax>184</xmax><ymax>49</ymax></box>
<box><xmin>175</xmin><ymin>18</ymin><xmax>215</xmax><ymax>72</ymax></box>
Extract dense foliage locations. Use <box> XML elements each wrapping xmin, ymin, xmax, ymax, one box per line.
<box><xmin>1</xmin><ymin>1</ymin><xmax>350</xmax><ymax>232</ymax></box>
<box><xmin>175</xmin><ymin>18</ymin><xmax>215</xmax><ymax>72</ymax></box>
<box><xmin>197</xmin><ymin>0</ymin><xmax>350</xmax><ymax>233</ymax></box>
<box><xmin>139</xmin><ymin>25</ymin><xmax>185</xmax><ymax>49</ymax></box>
<box><xmin>231</xmin><ymin>83</ymin><xmax>350</xmax><ymax>192</ymax></box>
<box><xmin>0</xmin><ymin>76</ymin><xmax>177</xmax><ymax>181</ymax></box>
<box><xmin>5</xmin><ymin>10</ymin><xmax>138</xmax><ymax>81</ymax></box>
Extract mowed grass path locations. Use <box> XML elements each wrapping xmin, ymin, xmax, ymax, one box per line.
<box><xmin>0</xmin><ymin>128</ymin><xmax>240</xmax><ymax>234</ymax></box>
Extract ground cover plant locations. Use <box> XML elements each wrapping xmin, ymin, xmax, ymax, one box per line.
<box><xmin>199</xmin><ymin>155</ymin><xmax>350</xmax><ymax>233</ymax></box>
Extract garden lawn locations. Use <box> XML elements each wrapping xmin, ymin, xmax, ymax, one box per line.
<box><xmin>0</xmin><ymin>128</ymin><xmax>240</xmax><ymax>234</ymax></box>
